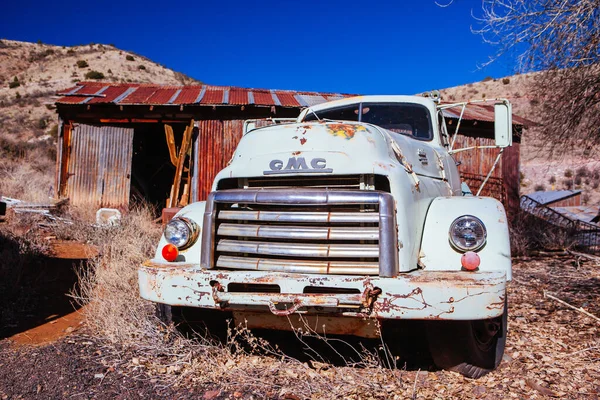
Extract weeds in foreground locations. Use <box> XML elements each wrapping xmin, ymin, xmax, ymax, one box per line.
<box><xmin>63</xmin><ymin>205</ymin><xmax>414</xmax><ymax>398</ymax></box>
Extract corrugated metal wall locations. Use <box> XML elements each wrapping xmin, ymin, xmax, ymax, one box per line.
<box><xmin>66</xmin><ymin>124</ymin><xmax>133</xmax><ymax>208</ymax></box>
<box><xmin>197</xmin><ymin>120</ymin><xmax>244</xmax><ymax>201</ymax></box>
<box><xmin>548</xmin><ymin>195</ymin><xmax>582</xmax><ymax>208</ymax></box>
<box><xmin>452</xmin><ymin>136</ymin><xmax>503</xmax><ymax>178</ymax></box>
<box><xmin>452</xmin><ymin>134</ymin><xmax>520</xmax><ymax>215</ymax></box>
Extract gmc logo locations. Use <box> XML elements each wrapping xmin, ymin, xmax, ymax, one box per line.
<box><xmin>263</xmin><ymin>157</ymin><xmax>333</xmax><ymax>175</ymax></box>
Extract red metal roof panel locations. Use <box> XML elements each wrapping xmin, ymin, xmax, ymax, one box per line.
<box><xmin>200</xmin><ymin>89</ymin><xmax>224</xmax><ymax>104</ymax></box>
<box><xmin>119</xmin><ymin>86</ymin><xmax>156</xmax><ymax>104</ymax></box>
<box><xmin>252</xmin><ymin>91</ymin><xmax>275</xmax><ymax>106</ymax></box>
<box><xmin>274</xmin><ymin>91</ymin><xmax>300</xmax><ymax>107</ymax></box>
<box><xmin>229</xmin><ymin>88</ymin><xmax>249</xmax><ymax>105</ymax></box>
<box><xmin>147</xmin><ymin>88</ymin><xmax>178</xmax><ymax>104</ymax></box>
<box><xmin>57</xmin><ymin>96</ymin><xmax>85</xmax><ymax>104</ymax></box>
<box><xmin>88</xmin><ymin>86</ymin><xmax>130</xmax><ymax>104</ymax></box>
<box><xmin>173</xmin><ymin>87</ymin><xmax>202</xmax><ymax>104</ymax></box>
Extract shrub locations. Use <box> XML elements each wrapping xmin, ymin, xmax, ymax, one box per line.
<box><xmin>66</xmin><ymin>49</ymin><xmax>75</xmax><ymax>55</ymax></box>
<box><xmin>37</xmin><ymin>118</ymin><xmax>47</xmax><ymax>130</ymax></box>
<box><xmin>125</xmin><ymin>55</ymin><xmax>135</xmax><ymax>61</ymax></box>
<box><xmin>84</xmin><ymin>70</ymin><xmax>104</xmax><ymax>80</ymax></box>
<box><xmin>48</xmin><ymin>124</ymin><xmax>59</xmax><ymax>138</ymax></box>
<box><xmin>563</xmin><ymin>179</ymin><xmax>573</xmax><ymax>189</ymax></box>
<box><xmin>574</xmin><ymin>176</ymin><xmax>582</xmax><ymax>186</ymax></box>
<box><xmin>582</xmin><ymin>194</ymin><xmax>591</xmax><ymax>205</ymax></box>
<box><xmin>576</xmin><ymin>166</ymin><xmax>589</xmax><ymax>177</ymax></box>
<box><xmin>138</xmin><ymin>65</ymin><xmax>146</xmax><ymax>70</ymax></box>
<box><xmin>549</xmin><ymin>176</ymin><xmax>557</xmax><ymax>184</ymax></box>
<box><xmin>107</xmin><ymin>69</ymin><xmax>112</xmax><ymax>74</ymax></box>
<box><xmin>593</xmin><ymin>181</ymin><xmax>599</xmax><ymax>189</ymax></box>
<box><xmin>564</xmin><ymin>169</ymin><xmax>573</xmax><ymax>178</ymax></box>
<box><xmin>502</xmin><ymin>77</ymin><xmax>510</xmax><ymax>85</ymax></box>
<box><xmin>534</xmin><ymin>184</ymin><xmax>546</xmax><ymax>191</ymax></box>
<box><xmin>76</xmin><ymin>60</ymin><xmax>89</xmax><ymax>68</ymax></box>
<box><xmin>482</xmin><ymin>76</ymin><xmax>493</xmax><ymax>82</ymax></box>
<box><xmin>15</xmin><ymin>91</ymin><xmax>21</xmax><ymax>100</ymax></box>
<box><xmin>8</xmin><ymin>78</ymin><xmax>20</xmax><ymax>89</ymax></box>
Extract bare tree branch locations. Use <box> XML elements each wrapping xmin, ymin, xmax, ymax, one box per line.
<box><xmin>473</xmin><ymin>0</ymin><xmax>600</xmax><ymax>156</ymax></box>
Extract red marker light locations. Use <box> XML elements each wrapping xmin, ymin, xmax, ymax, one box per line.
<box><xmin>162</xmin><ymin>244</ymin><xmax>179</xmax><ymax>262</ymax></box>
<box><xmin>461</xmin><ymin>251</ymin><xmax>480</xmax><ymax>271</ymax></box>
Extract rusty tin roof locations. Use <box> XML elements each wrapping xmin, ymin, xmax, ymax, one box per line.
<box><xmin>56</xmin><ymin>82</ymin><xmax>352</xmax><ymax>108</ymax></box>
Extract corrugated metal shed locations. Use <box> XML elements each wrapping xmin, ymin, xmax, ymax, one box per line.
<box><xmin>552</xmin><ymin>205</ymin><xmax>599</xmax><ymax>224</ymax></box>
<box><xmin>527</xmin><ymin>190</ymin><xmax>582</xmax><ymax>205</ymax></box>
<box><xmin>56</xmin><ymin>82</ymin><xmax>356</xmax><ymax>108</ymax></box>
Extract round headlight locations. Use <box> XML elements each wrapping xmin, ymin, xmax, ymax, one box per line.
<box><xmin>449</xmin><ymin>215</ymin><xmax>487</xmax><ymax>252</ymax></box>
<box><xmin>164</xmin><ymin>218</ymin><xmax>198</xmax><ymax>249</ymax></box>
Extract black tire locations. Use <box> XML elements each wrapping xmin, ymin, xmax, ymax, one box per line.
<box><xmin>155</xmin><ymin>303</ymin><xmax>173</xmax><ymax>325</ymax></box>
<box><xmin>426</xmin><ymin>296</ymin><xmax>508</xmax><ymax>379</ymax></box>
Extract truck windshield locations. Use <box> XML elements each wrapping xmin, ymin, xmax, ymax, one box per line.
<box><xmin>303</xmin><ymin>102</ymin><xmax>433</xmax><ymax>140</ymax></box>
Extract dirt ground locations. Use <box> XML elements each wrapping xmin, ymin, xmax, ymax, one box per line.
<box><xmin>0</xmin><ymin>255</ymin><xmax>599</xmax><ymax>399</ymax></box>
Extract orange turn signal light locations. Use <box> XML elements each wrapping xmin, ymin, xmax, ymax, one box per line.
<box><xmin>162</xmin><ymin>244</ymin><xmax>179</xmax><ymax>262</ymax></box>
<box><xmin>461</xmin><ymin>251</ymin><xmax>480</xmax><ymax>271</ymax></box>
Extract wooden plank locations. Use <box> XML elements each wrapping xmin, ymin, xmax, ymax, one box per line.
<box><xmin>47</xmin><ymin>240</ymin><xmax>99</xmax><ymax>259</ymax></box>
<box><xmin>169</xmin><ymin>120</ymin><xmax>194</xmax><ymax>207</ymax></box>
<box><xmin>164</xmin><ymin>124</ymin><xmax>178</xmax><ymax>166</ymax></box>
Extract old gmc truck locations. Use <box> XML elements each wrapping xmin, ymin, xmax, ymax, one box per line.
<box><xmin>138</xmin><ymin>95</ymin><xmax>513</xmax><ymax>378</ymax></box>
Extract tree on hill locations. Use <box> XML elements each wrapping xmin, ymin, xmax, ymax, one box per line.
<box><xmin>473</xmin><ymin>0</ymin><xmax>600</xmax><ymax>156</ymax></box>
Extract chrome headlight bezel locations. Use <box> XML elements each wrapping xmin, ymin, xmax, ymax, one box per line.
<box><xmin>164</xmin><ymin>217</ymin><xmax>200</xmax><ymax>250</ymax></box>
<box><xmin>448</xmin><ymin>215</ymin><xmax>487</xmax><ymax>252</ymax></box>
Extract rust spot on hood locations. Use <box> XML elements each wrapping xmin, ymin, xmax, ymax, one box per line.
<box><xmin>326</xmin><ymin>124</ymin><xmax>366</xmax><ymax>140</ymax></box>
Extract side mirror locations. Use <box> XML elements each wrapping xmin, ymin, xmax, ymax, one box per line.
<box><xmin>243</xmin><ymin>120</ymin><xmax>257</xmax><ymax>135</ymax></box>
<box><xmin>494</xmin><ymin>101</ymin><xmax>513</xmax><ymax>147</ymax></box>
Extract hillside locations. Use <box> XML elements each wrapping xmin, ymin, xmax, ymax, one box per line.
<box><xmin>0</xmin><ymin>39</ymin><xmax>199</xmax><ymax>143</ymax></box>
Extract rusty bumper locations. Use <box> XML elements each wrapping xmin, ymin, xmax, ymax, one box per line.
<box><xmin>138</xmin><ymin>260</ymin><xmax>506</xmax><ymax>320</ymax></box>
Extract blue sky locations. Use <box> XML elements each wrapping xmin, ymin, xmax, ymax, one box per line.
<box><xmin>2</xmin><ymin>0</ymin><xmax>517</xmax><ymax>94</ymax></box>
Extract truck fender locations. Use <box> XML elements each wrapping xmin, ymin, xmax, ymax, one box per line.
<box><xmin>154</xmin><ymin>201</ymin><xmax>207</xmax><ymax>263</ymax></box>
<box><xmin>419</xmin><ymin>196</ymin><xmax>511</xmax><ymax>280</ymax></box>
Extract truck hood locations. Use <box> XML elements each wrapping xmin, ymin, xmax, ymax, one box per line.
<box><xmin>214</xmin><ymin>121</ymin><xmax>442</xmax><ymax>182</ymax></box>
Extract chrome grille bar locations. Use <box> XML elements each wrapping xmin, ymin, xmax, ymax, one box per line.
<box><xmin>217</xmin><ymin>223</ymin><xmax>379</xmax><ymax>241</ymax></box>
<box><xmin>217</xmin><ymin>239</ymin><xmax>379</xmax><ymax>258</ymax></box>
<box><xmin>218</xmin><ymin>210</ymin><xmax>379</xmax><ymax>224</ymax></box>
<box><xmin>216</xmin><ymin>256</ymin><xmax>379</xmax><ymax>275</ymax></box>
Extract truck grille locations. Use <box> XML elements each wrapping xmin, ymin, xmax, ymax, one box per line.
<box><xmin>201</xmin><ymin>189</ymin><xmax>398</xmax><ymax>277</ymax></box>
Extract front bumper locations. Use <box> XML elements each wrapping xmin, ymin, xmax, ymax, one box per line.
<box><xmin>138</xmin><ymin>260</ymin><xmax>506</xmax><ymax>320</ymax></box>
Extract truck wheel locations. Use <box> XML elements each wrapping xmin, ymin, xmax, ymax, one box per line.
<box><xmin>426</xmin><ymin>297</ymin><xmax>507</xmax><ymax>379</ymax></box>
<box><xmin>155</xmin><ymin>303</ymin><xmax>173</xmax><ymax>325</ymax></box>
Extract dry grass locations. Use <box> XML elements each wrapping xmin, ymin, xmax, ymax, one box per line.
<box><xmin>67</xmin><ymin>205</ymin><xmax>409</xmax><ymax>398</ymax></box>
<box><xmin>0</xmin><ymin>138</ymin><xmax>55</xmax><ymax>202</ymax></box>
<box><xmin>70</xmin><ymin>205</ymin><xmax>162</xmax><ymax>343</ymax></box>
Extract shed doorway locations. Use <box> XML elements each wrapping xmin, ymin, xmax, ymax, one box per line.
<box><xmin>130</xmin><ymin>122</ymin><xmax>188</xmax><ymax>211</ymax></box>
